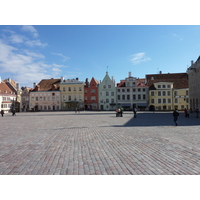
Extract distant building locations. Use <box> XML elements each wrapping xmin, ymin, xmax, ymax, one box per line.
<box><xmin>84</xmin><ymin>77</ymin><xmax>99</xmax><ymax>110</ymax></box>
<box><xmin>187</xmin><ymin>56</ymin><xmax>200</xmax><ymax>110</ymax></box>
<box><xmin>98</xmin><ymin>72</ymin><xmax>117</xmax><ymax>111</ymax></box>
<box><xmin>60</xmin><ymin>77</ymin><xmax>85</xmax><ymax>111</ymax></box>
<box><xmin>4</xmin><ymin>78</ymin><xmax>21</xmax><ymax>112</ymax></box>
<box><xmin>21</xmin><ymin>87</ymin><xmax>32</xmax><ymax>111</ymax></box>
<box><xmin>30</xmin><ymin>78</ymin><xmax>61</xmax><ymax>111</ymax></box>
<box><xmin>117</xmin><ymin>72</ymin><xmax>148</xmax><ymax>110</ymax></box>
<box><xmin>0</xmin><ymin>79</ymin><xmax>16</xmax><ymax>113</ymax></box>
<box><xmin>146</xmin><ymin>72</ymin><xmax>189</xmax><ymax>111</ymax></box>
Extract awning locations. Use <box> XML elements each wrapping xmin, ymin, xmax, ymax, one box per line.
<box><xmin>121</xmin><ymin>103</ymin><xmax>131</xmax><ymax>106</ymax></box>
<box><xmin>137</xmin><ymin>103</ymin><xmax>147</xmax><ymax>106</ymax></box>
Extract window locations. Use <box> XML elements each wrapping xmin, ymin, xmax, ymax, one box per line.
<box><xmin>68</xmin><ymin>87</ymin><xmax>71</xmax><ymax>91</ymax></box>
<box><xmin>36</xmin><ymin>97</ymin><xmax>38</xmax><ymax>101</ymax></box>
<box><xmin>163</xmin><ymin>91</ymin><xmax>166</xmax><ymax>96</ymax></box>
<box><xmin>174</xmin><ymin>91</ymin><xmax>177</xmax><ymax>96</ymax></box>
<box><xmin>69</xmin><ymin>95</ymin><xmax>71</xmax><ymax>101</ymax></box>
<box><xmin>143</xmin><ymin>88</ymin><xmax>146</xmax><ymax>92</ymax></box>
<box><xmin>122</xmin><ymin>89</ymin><xmax>125</xmax><ymax>92</ymax></box>
<box><xmin>127</xmin><ymin>89</ymin><xmax>130</xmax><ymax>92</ymax></box>
<box><xmin>138</xmin><ymin>95</ymin><xmax>141</xmax><ymax>99</ymax></box>
<box><xmin>40</xmin><ymin>96</ymin><xmax>43</xmax><ymax>101</ymax></box>
<box><xmin>167</xmin><ymin>85</ymin><xmax>171</xmax><ymax>88</ymax></box>
<box><xmin>163</xmin><ymin>99</ymin><xmax>166</xmax><ymax>103</ymax></box>
<box><xmin>158</xmin><ymin>85</ymin><xmax>161</xmax><ymax>88</ymax></box>
<box><xmin>63</xmin><ymin>95</ymin><xmax>66</xmax><ymax>101</ymax></box>
<box><xmin>138</xmin><ymin>88</ymin><xmax>141</xmax><ymax>92</ymax></box>
<box><xmin>168</xmin><ymin>99</ymin><xmax>171</xmax><ymax>103</ymax></box>
<box><xmin>74</xmin><ymin>87</ymin><xmax>76</xmax><ymax>91</ymax></box>
<box><xmin>52</xmin><ymin>96</ymin><xmax>55</xmax><ymax>101</ymax></box>
<box><xmin>44</xmin><ymin>96</ymin><xmax>46</xmax><ymax>101</ymax></box>
<box><xmin>162</xmin><ymin>85</ymin><xmax>166</xmax><ymax>88</ymax></box>
<box><xmin>91</xmin><ymin>96</ymin><xmax>96</xmax><ymax>101</ymax></box>
<box><xmin>127</xmin><ymin>95</ymin><xmax>130</xmax><ymax>100</ymax></box>
<box><xmin>151</xmin><ymin>91</ymin><xmax>154</xmax><ymax>96</ymax></box>
<box><xmin>158</xmin><ymin>99</ymin><xmax>161</xmax><ymax>103</ymax></box>
<box><xmin>85</xmin><ymin>89</ymin><xmax>87</xmax><ymax>94</ymax></box>
<box><xmin>122</xmin><ymin>95</ymin><xmax>125</xmax><ymax>100</ymax></box>
<box><xmin>91</xmin><ymin>89</ymin><xmax>95</xmax><ymax>94</ymax></box>
<box><xmin>103</xmin><ymin>85</ymin><xmax>106</xmax><ymax>89</ymax></box>
<box><xmin>111</xmin><ymin>91</ymin><xmax>114</xmax><ymax>96</ymax></box>
<box><xmin>63</xmin><ymin>87</ymin><xmax>66</xmax><ymax>92</ymax></box>
<box><xmin>79</xmin><ymin>87</ymin><xmax>82</xmax><ymax>91</ymax></box>
<box><xmin>118</xmin><ymin>89</ymin><xmax>120</xmax><ymax>92</ymax></box>
<box><xmin>111</xmin><ymin>98</ymin><xmax>114</xmax><ymax>103</ymax></box>
<box><xmin>175</xmin><ymin>98</ymin><xmax>178</xmax><ymax>103</ymax></box>
<box><xmin>151</xmin><ymin>99</ymin><xmax>154</xmax><ymax>104</ymax></box>
<box><xmin>118</xmin><ymin>95</ymin><xmax>120</xmax><ymax>100</ymax></box>
<box><xmin>167</xmin><ymin>91</ymin><xmax>171</xmax><ymax>96</ymax></box>
<box><xmin>108</xmin><ymin>85</ymin><xmax>111</xmax><ymax>88</ymax></box>
<box><xmin>133</xmin><ymin>95</ymin><xmax>136</xmax><ymax>100</ymax></box>
<box><xmin>106</xmin><ymin>92</ymin><xmax>109</xmax><ymax>96</ymax></box>
<box><xmin>106</xmin><ymin>99</ymin><xmax>109</xmax><ymax>103</ymax></box>
<box><xmin>158</xmin><ymin>91</ymin><xmax>161</xmax><ymax>96</ymax></box>
<box><xmin>133</xmin><ymin>89</ymin><xmax>136</xmax><ymax>92</ymax></box>
<box><xmin>143</xmin><ymin>94</ymin><xmax>146</xmax><ymax>99</ymax></box>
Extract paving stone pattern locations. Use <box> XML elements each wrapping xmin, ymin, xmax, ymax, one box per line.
<box><xmin>1</xmin><ymin>111</ymin><xmax>200</xmax><ymax>175</ymax></box>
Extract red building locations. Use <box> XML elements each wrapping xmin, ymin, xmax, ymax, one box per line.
<box><xmin>84</xmin><ymin>77</ymin><xmax>99</xmax><ymax>110</ymax></box>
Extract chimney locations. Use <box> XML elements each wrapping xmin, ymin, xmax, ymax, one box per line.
<box><xmin>159</xmin><ymin>71</ymin><xmax>162</xmax><ymax>74</ymax></box>
<box><xmin>33</xmin><ymin>82</ymin><xmax>36</xmax><ymax>88</ymax></box>
<box><xmin>16</xmin><ymin>83</ymin><xmax>20</xmax><ymax>90</ymax></box>
<box><xmin>76</xmin><ymin>78</ymin><xmax>79</xmax><ymax>81</ymax></box>
<box><xmin>191</xmin><ymin>60</ymin><xmax>194</xmax><ymax>66</ymax></box>
<box><xmin>8</xmin><ymin>77</ymin><xmax>11</xmax><ymax>83</ymax></box>
<box><xmin>129</xmin><ymin>72</ymin><xmax>132</xmax><ymax>77</ymax></box>
<box><xmin>61</xmin><ymin>76</ymin><xmax>64</xmax><ymax>82</ymax></box>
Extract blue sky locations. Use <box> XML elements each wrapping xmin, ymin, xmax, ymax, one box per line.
<box><xmin>1</xmin><ymin>25</ymin><xmax>200</xmax><ymax>87</ymax></box>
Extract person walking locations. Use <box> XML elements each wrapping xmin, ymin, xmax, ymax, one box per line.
<box><xmin>173</xmin><ymin>108</ymin><xmax>179</xmax><ymax>126</ymax></box>
<box><xmin>1</xmin><ymin>110</ymin><xmax>4</xmax><ymax>117</ymax></box>
<box><xmin>133</xmin><ymin>107</ymin><xmax>137</xmax><ymax>118</ymax></box>
<box><xmin>195</xmin><ymin>108</ymin><xmax>199</xmax><ymax>118</ymax></box>
<box><xmin>12</xmin><ymin>109</ymin><xmax>16</xmax><ymax>116</ymax></box>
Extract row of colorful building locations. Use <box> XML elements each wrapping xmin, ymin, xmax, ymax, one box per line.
<box><xmin>1</xmin><ymin>55</ymin><xmax>200</xmax><ymax>113</ymax></box>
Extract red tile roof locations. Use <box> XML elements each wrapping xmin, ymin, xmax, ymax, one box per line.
<box><xmin>0</xmin><ymin>82</ymin><xmax>16</xmax><ymax>96</ymax></box>
<box><xmin>32</xmin><ymin>79</ymin><xmax>61</xmax><ymax>91</ymax></box>
<box><xmin>146</xmin><ymin>73</ymin><xmax>188</xmax><ymax>89</ymax></box>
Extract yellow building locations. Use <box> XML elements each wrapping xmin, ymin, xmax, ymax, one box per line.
<box><xmin>146</xmin><ymin>73</ymin><xmax>189</xmax><ymax>111</ymax></box>
<box><xmin>60</xmin><ymin>78</ymin><xmax>85</xmax><ymax>110</ymax></box>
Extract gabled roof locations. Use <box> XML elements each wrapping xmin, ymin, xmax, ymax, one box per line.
<box><xmin>146</xmin><ymin>73</ymin><xmax>188</xmax><ymax>89</ymax></box>
<box><xmin>0</xmin><ymin>82</ymin><xmax>16</xmax><ymax>96</ymax></box>
<box><xmin>32</xmin><ymin>78</ymin><xmax>61</xmax><ymax>91</ymax></box>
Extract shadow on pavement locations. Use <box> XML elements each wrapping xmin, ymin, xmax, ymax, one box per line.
<box><xmin>114</xmin><ymin>113</ymin><xmax>200</xmax><ymax>127</ymax></box>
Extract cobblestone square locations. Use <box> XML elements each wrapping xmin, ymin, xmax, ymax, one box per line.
<box><xmin>1</xmin><ymin>111</ymin><xmax>200</xmax><ymax>175</ymax></box>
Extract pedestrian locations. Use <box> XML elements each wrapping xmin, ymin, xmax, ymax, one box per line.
<box><xmin>12</xmin><ymin>109</ymin><xmax>16</xmax><ymax>116</ymax></box>
<box><xmin>133</xmin><ymin>107</ymin><xmax>137</xmax><ymax>118</ymax></box>
<box><xmin>173</xmin><ymin>108</ymin><xmax>179</xmax><ymax>126</ymax></box>
<box><xmin>120</xmin><ymin>108</ymin><xmax>123</xmax><ymax>117</ymax></box>
<box><xmin>1</xmin><ymin>110</ymin><xmax>4</xmax><ymax>117</ymax></box>
<box><xmin>195</xmin><ymin>108</ymin><xmax>199</xmax><ymax>118</ymax></box>
<box><xmin>184</xmin><ymin>108</ymin><xmax>189</xmax><ymax>118</ymax></box>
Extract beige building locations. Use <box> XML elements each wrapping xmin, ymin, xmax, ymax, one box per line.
<box><xmin>30</xmin><ymin>78</ymin><xmax>61</xmax><ymax>111</ymax></box>
<box><xmin>187</xmin><ymin>56</ymin><xmax>200</xmax><ymax>110</ymax></box>
<box><xmin>146</xmin><ymin>73</ymin><xmax>189</xmax><ymax>111</ymax></box>
<box><xmin>60</xmin><ymin>78</ymin><xmax>85</xmax><ymax>110</ymax></box>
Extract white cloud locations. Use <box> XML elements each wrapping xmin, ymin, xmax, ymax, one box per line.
<box><xmin>21</xmin><ymin>25</ymin><xmax>39</xmax><ymax>38</ymax></box>
<box><xmin>0</xmin><ymin>40</ymin><xmax>61</xmax><ymax>86</ymax></box>
<box><xmin>130</xmin><ymin>52</ymin><xmax>151</xmax><ymax>65</ymax></box>
<box><xmin>25</xmin><ymin>39</ymin><xmax>47</xmax><ymax>47</ymax></box>
<box><xmin>52</xmin><ymin>52</ymin><xmax>70</xmax><ymax>62</ymax></box>
<box><xmin>170</xmin><ymin>33</ymin><xmax>183</xmax><ymax>41</ymax></box>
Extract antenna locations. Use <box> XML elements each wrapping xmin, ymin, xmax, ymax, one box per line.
<box><xmin>107</xmin><ymin>66</ymin><xmax>108</xmax><ymax>71</ymax></box>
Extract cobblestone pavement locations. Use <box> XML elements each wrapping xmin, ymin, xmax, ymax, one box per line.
<box><xmin>1</xmin><ymin>111</ymin><xmax>200</xmax><ymax>175</ymax></box>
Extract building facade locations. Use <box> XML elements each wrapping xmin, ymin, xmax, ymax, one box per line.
<box><xmin>98</xmin><ymin>72</ymin><xmax>117</xmax><ymax>111</ymax></box>
<box><xmin>84</xmin><ymin>77</ymin><xmax>99</xmax><ymax>110</ymax></box>
<box><xmin>187</xmin><ymin>56</ymin><xmax>200</xmax><ymax>110</ymax></box>
<box><xmin>146</xmin><ymin>73</ymin><xmax>189</xmax><ymax>111</ymax></box>
<box><xmin>30</xmin><ymin>78</ymin><xmax>61</xmax><ymax>111</ymax></box>
<box><xmin>60</xmin><ymin>78</ymin><xmax>85</xmax><ymax>110</ymax></box>
<box><xmin>117</xmin><ymin>72</ymin><xmax>148</xmax><ymax>110</ymax></box>
<box><xmin>21</xmin><ymin>87</ymin><xmax>32</xmax><ymax>111</ymax></box>
<box><xmin>0</xmin><ymin>80</ymin><xmax>16</xmax><ymax>113</ymax></box>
